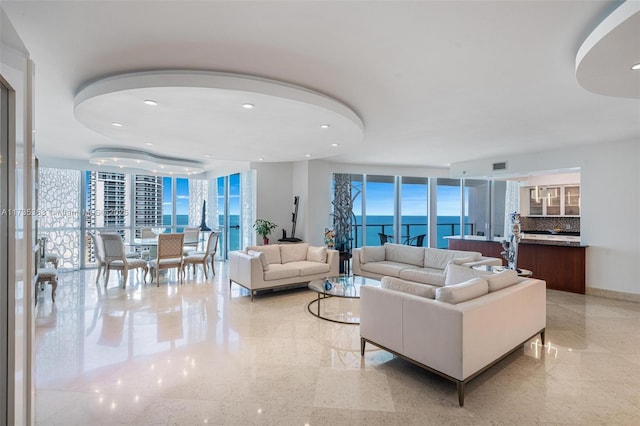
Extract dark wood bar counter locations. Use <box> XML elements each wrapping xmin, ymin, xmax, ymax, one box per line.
<box><xmin>447</xmin><ymin>237</ymin><xmax>586</xmax><ymax>294</ymax></box>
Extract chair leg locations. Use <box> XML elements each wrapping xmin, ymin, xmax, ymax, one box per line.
<box><xmin>123</xmin><ymin>266</ymin><xmax>130</xmax><ymax>289</ymax></box>
<box><xmin>95</xmin><ymin>265</ymin><xmax>103</xmax><ymax>284</ymax></box>
<box><xmin>104</xmin><ymin>269</ymin><xmax>110</xmax><ymax>288</ymax></box>
<box><xmin>156</xmin><ymin>267</ymin><xmax>160</xmax><ymax>287</ymax></box>
<box><xmin>202</xmin><ymin>261</ymin><xmax>208</xmax><ymax>280</ymax></box>
<box><xmin>51</xmin><ymin>277</ymin><xmax>58</xmax><ymax>303</ymax></box>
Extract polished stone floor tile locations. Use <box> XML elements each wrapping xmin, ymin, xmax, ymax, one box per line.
<box><xmin>34</xmin><ymin>267</ymin><xmax>640</xmax><ymax>425</ymax></box>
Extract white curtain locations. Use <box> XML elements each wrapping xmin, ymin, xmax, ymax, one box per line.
<box><xmin>241</xmin><ymin>170</ymin><xmax>254</xmax><ymax>248</ymax></box>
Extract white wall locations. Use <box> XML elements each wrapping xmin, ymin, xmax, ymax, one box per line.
<box><xmin>1</xmin><ymin>8</ymin><xmax>34</xmax><ymax>424</ymax></box>
<box><xmin>451</xmin><ymin>139</ymin><xmax>640</xmax><ymax>296</ymax></box>
<box><xmin>291</xmin><ymin>161</ymin><xmax>308</xmax><ymax>241</ymax></box>
<box><xmin>250</xmin><ymin>162</ymin><xmax>294</xmax><ymax>243</ymax></box>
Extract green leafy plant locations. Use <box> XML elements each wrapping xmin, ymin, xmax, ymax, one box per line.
<box><xmin>253</xmin><ymin>219</ymin><xmax>278</xmax><ymax>239</ymax></box>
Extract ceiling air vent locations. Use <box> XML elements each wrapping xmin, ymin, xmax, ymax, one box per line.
<box><xmin>492</xmin><ymin>161</ymin><xmax>507</xmax><ymax>171</ymax></box>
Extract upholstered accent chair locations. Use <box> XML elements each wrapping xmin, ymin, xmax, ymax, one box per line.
<box><xmin>183</xmin><ymin>231</ymin><xmax>219</xmax><ymax>279</ymax></box>
<box><xmin>89</xmin><ymin>233</ymin><xmax>106</xmax><ymax>284</ymax></box>
<box><xmin>182</xmin><ymin>227</ymin><xmax>200</xmax><ymax>256</ymax></box>
<box><xmin>150</xmin><ymin>233</ymin><xmax>185</xmax><ymax>286</ymax></box>
<box><xmin>101</xmin><ymin>233</ymin><xmax>148</xmax><ymax>289</ymax></box>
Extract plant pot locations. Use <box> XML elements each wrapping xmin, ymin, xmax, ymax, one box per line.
<box><xmin>263</xmin><ymin>237</ymin><xmax>269</xmax><ymax>245</ymax></box>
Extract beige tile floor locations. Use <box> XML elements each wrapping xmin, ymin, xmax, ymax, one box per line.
<box><xmin>34</xmin><ymin>263</ymin><xmax>640</xmax><ymax>425</ymax></box>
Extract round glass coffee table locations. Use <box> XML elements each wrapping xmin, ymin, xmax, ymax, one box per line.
<box><xmin>472</xmin><ymin>265</ymin><xmax>533</xmax><ymax>277</ymax></box>
<box><xmin>308</xmin><ymin>276</ymin><xmax>380</xmax><ymax>325</ymax></box>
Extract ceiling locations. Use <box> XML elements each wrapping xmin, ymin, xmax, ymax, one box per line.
<box><xmin>2</xmin><ymin>1</ymin><xmax>639</xmax><ymax>172</ymax></box>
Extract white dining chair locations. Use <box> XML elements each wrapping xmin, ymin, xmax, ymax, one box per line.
<box><xmin>101</xmin><ymin>233</ymin><xmax>148</xmax><ymax>289</ymax></box>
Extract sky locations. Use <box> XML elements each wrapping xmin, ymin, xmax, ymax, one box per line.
<box><xmin>356</xmin><ymin>181</ymin><xmax>465</xmax><ymax>217</ymax></box>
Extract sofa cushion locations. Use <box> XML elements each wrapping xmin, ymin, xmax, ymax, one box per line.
<box><xmin>307</xmin><ymin>246</ymin><xmax>327</xmax><ymax>263</ymax></box>
<box><xmin>286</xmin><ymin>260</ymin><xmax>331</xmax><ymax>275</ymax></box>
<box><xmin>280</xmin><ymin>243</ymin><xmax>310</xmax><ymax>263</ymax></box>
<box><xmin>398</xmin><ymin>267</ymin><xmax>446</xmax><ymax>286</ymax></box>
<box><xmin>424</xmin><ymin>248</ymin><xmax>481</xmax><ymax>270</ymax></box>
<box><xmin>436</xmin><ymin>278</ymin><xmax>489</xmax><ymax>304</ymax></box>
<box><xmin>444</xmin><ymin>262</ymin><xmax>492</xmax><ymax>285</ymax></box>
<box><xmin>246</xmin><ymin>245</ymin><xmax>281</xmax><ymax>264</ymax></box>
<box><xmin>263</xmin><ymin>263</ymin><xmax>300</xmax><ymax>281</ymax></box>
<box><xmin>247</xmin><ymin>250</ymin><xmax>269</xmax><ymax>271</ymax></box>
<box><xmin>361</xmin><ymin>246</ymin><xmax>385</xmax><ymax>263</ymax></box>
<box><xmin>361</xmin><ymin>261</ymin><xmax>418</xmax><ymax>277</ymax></box>
<box><xmin>486</xmin><ymin>269</ymin><xmax>520</xmax><ymax>292</ymax></box>
<box><xmin>385</xmin><ymin>243</ymin><xmax>424</xmax><ymax>267</ymax></box>
<box><xmin>381</xmin><ymin>276</ymin><xmax>436</xmax><ymax>299</ymax></box>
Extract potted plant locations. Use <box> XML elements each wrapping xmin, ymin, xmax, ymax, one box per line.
<box><xmin>253</xmin><ymin>219</ymin><xmax>277</xmax><ymax>245</ymax></box>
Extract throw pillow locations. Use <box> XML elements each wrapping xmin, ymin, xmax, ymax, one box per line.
<box><xmin>280</xmin><ymin>243</ymin><xmax>310</xmax><ymax>263</ymax></box>
<box><xmin>444</xmin><ymin>262</ymin><xmax>491</xmax><ymax>286</ymax></box>
<box><xmin>360</xmin><ymin>246</ymin><xmax>385</xmax><ymax>263</ymax></box>
<box><xmin>307</xmin><ymin>246</ymin><xmax>328</xmax><ymax>263</ymax></box>
<box><xmin>436</xmin><ymin>278</ymin><xmax>489</xmax><ymax>304</ymax></box>
<box><xmin>381</xmin><ymin>276</ymin><xmax>436</xmax><ymax>299</ymax></box>
<box><xmin>247</xmin><ymin>250</ymin><xmax>269</xmax><ymax>271</ymax></box>
<box><xmin>487</xmin><ymin>269</ymin><xmax>520</xmax><ymax>292</ymax></box>
<box><xmin>246</xmin><ymin>245</ymin><xmax>281</xmax><ymax>264</ymax></box>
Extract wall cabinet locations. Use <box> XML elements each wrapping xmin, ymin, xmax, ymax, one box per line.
<box><xmin>522</xmin><ymin>185</ymin><xmax>580</xmax><ymax>216</ymax></box>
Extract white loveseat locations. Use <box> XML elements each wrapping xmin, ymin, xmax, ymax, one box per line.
<box><xmin>353</xmin><ymin>243</ymin><xmax>502</xmax><ymax>286</ymax></box>
<box><xmin>229</xmin><ymin>243</ymin><xmax>339</xmax><ymax>301</ymax></box>
<box><xmin>360</xmin><ymin>263</ymin><xmax>546</xmax><ymax>406</ymax></box>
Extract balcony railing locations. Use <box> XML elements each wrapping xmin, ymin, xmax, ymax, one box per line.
<box><xmin>351</xmin><ymin>222</ymin><xmax>475</xmax><ymax>249</ymax></box>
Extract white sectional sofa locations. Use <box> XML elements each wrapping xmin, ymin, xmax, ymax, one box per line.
<box><xmin>229</xmin><ymin>243</ymin><xmax>339</xmax><ymax>301</ymax></box>
<box><xmin>360</xmin><ymin>263</ymin><xmax>546</xmax><ymax>406</ymax></box>
<box><xmin>353</xmin><ymin>243</ymin><xmax>502</xmax><ymax>286</ymax></box>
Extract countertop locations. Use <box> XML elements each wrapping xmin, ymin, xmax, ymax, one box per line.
<box><xmin>444</xmin><ymin>235</ymin><xmax>587</xmax><ymax>247</ymax></box>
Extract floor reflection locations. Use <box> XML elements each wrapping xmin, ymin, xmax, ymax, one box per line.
<box><xmin>34</xmin><ymin>265</ymin><xmax>640</xmax><ymax>425</ymax></box>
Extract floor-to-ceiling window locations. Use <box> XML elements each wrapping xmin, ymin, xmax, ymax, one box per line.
<box><xmin>365</xmin><ymin>175</ymin><xmax>395</xmax><ymax>246</ymax></box>
<box><xmin>228</xmin><ymin>173</ymin><xmax>241</xmax><ymax>252</ymax></box>
<box><xmin>400</xmin><ymin>177</ymin><xmax>428</xmax><ymax>246</ymax></box>
<box><xmin>463</xmin><ymin>179</ymin><xmax>490</xmax><ymax>238</ymax></box>
<box><xmin>175</xmin><ymin>178</ymin><xmax>189</xmax><ymax>232</ymax></box>
<box><xmin>213</xmin><ymin>172</ymin><xmax>248</xmax><ymax>258</ymax></box>
<box><xmin>436</xmin><ymin>178</ymin><xmax>462</xmax><ymax>248</ymax></box>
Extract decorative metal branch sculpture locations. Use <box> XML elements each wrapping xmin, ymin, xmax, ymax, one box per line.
<box><xmin>331</xmin><ymin>174</ymin><xmax>361</xmax><ymax>255</ymax></box>
<box><xmin>501</xmin><ymin>212</ymin><xmax>522</xmax><ymax>271</ymax></box>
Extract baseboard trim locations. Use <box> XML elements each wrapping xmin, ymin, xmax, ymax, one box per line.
<box><xmin>586</xmin><ymin>287</ymin><xmax>640</xmax><ymax>303</ymax></box>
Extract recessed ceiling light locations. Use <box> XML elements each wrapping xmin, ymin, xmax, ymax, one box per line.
<box><xmin>204</xmin><ymin>154</ymin><xmax>211</xmax><ymax>158</ymax></box>
<box><xmin>258</xmin><ymin>158</ymin><xmax>264</xmax><ymax>161</ymax></box>
<box><xmin>321</xmin><ymin>124</ymin><xmax>330</xmax><ymax>129</ymax></box>
<box><xmin>145</xmin><ymin>142</ymin><xmax>153</xmax><ymax>146</ymax></box>
<box><xmin>143</xmin><ymin>99</ymin><xmax>158</xmax><ymax>106</ymax></box>
<box><xmin>631</xmin><ymin>63</ymin><xmax>640</xmax><ymax>70</ymax></box>
<box><xmin>242</xmin><ymin>103</ymin><xmax>254</xmax><ymax>109</ymax></box>
<box><xmin>111</xmin><ymin>122</ymin><xmax>123</xmax><ymax>127</ymax></box>
<box><xmin>305</xmin><ymin>154</ymin><xmax>311</xmax><ymax>158</ymax></box>
<box><xmin>331</xmin><ymin>143</ymin><xmax>339</xmax><ymax>147</ymax></box>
